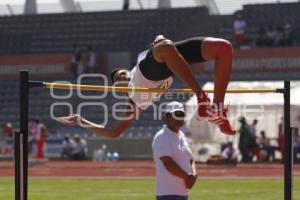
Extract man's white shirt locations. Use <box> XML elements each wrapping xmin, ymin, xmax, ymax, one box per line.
<box><xmin>233</xmin><ymin>19</ymin><xmax>246</xmax><ymax>34</ymax></box>
<box><xmin>152</xmin><ymin>125</ymin><xmax>193</xmax><ymax>196</ymax></box>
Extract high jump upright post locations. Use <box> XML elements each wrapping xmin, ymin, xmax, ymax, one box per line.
<box><xmin>17</xmin><ymin>71</ymin><xmax>293</xmax><ymax>200</ymax></box>
<box><xmin>16</xmin><ymin>70</ymin><xmax>29</xmax><ymax>200</ymax></box>
<box><xmin>284</xmin><ymin>81</ymin><xmax>292</xmax><ymax>200</ymax></box>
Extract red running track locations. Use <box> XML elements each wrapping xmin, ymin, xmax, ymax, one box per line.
<box><xmin>1</xmin><ymin>161</ymin><xmax>299</xmax><ymax>178</ymax></box>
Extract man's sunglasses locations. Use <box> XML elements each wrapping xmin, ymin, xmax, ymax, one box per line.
<box><xmin>166</xmin><ymin>111</ymin><xmax>185</xmax><ymax>119</ymax></box>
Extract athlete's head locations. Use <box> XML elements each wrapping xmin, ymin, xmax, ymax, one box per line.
<box><xmin>110</xmin><ymin>67</ymin><xmax>130</xmax><ymax>86</ymax></box>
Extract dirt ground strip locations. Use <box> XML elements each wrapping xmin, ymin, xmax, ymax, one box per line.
<box><xmin>1</xmin><ymin>161</ymin><xmax>300</xmax><ymax>178</ymax></box>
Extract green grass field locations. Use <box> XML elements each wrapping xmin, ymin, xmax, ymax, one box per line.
<box><xmin>0</xmin><ymin>179</ymin><xmax>299</xmax><ymax>200</ymax></box>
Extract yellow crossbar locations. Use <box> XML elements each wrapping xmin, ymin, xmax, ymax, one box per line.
<box><xmin>44</xmin><ymin>82</ymin><xmax>278</xmax><ymax>94</ymax></box>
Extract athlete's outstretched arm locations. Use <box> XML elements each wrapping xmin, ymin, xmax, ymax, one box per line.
<box><xmin>57</xmin><ymin>100</ymin><xmax>141</xmax><ymax>138</ymax></box>
<box><xmin>153</xmin><ymin>40</ymin><xmax>203</xmax><ymax>97</ymax></box>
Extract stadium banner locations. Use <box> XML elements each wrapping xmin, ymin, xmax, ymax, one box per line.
<box><xmin>0</xmin><ymin>48</ymin><xmax>299</xmax><ymax>80</ymax></box>
<box><xmin>193</xmin><ymin>47</ymin><xmax>300</xmax><ymax>80</ymax></box>
<box><xmin>0</xmin><ymin>53</ymin><xmax>107</xmax><ymax>78</ymax></box>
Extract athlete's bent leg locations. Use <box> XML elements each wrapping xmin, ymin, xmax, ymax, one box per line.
<box><xmin>199</xmin><ymin>37</ymin><xmax>236</xmax><ymax>135</ymax></box>
<box><xmin>201</xmin><ymin>37</ymin><xmax>233</xmax><ymax>107</ymax></box>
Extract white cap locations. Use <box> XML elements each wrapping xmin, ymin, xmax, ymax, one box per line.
<box><xmin>164</xmin><ymin>101</ymin><xmax>185</xmax><ymax>114</ymax></box>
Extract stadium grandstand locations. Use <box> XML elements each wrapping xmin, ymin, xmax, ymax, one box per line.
<box><xmin>1</xmin><ymin>1</ymin><xmax>300</xmax><ymax>200</ymax></box>
<box><xmin>0</xmin><ymin>0</ymin><xmax>299</xmax><ymax>161</ymax></box>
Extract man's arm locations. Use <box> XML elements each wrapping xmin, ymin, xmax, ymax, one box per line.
<box><xmin>152</xmin><ymin>40</ymin><xmax>203</xmax><ymax>97</ymax></box>
<box><xmin>190</xmin><ymin>159</ymin><xmax>197</xmax><ymax>176</ymax></box>
<box><xmin>57</xmin><ymin>99</ymin><xmax>142</xmax><ymax>138</ymax></box>
<box><xmin>160</xmin><ymin>156</ymin><xmax>189</xmax><ymax>180</ymax></box>
<box><xmin>183</xmin><ymin>159</ymin><xmax>198</xmax><ymax>189</ymax></box>
<box><xmin>160</xmin><ymin>156</ymin><xmax>198</xmax><ymax>189</ymax></box>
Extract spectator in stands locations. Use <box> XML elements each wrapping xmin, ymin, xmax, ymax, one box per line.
<box><xmin>273</xmin><ymin>27</ymin><xmax>284</xmax><ymax>46</ymax></box>
<box><xmin>265</xmin><ymin>26</ymin><xmax>276</xmax><ymax>46</ymax></box>
<box><xmin>238</xmin><ymin>116</ymin><xmax>257</xmax><ymax>163</ymax></box>
<box><xmin>222</xmin><ymin>142</ymin><xmax>238</xmax><ymax>166</ymax></box>
<box><xmin>248</xmin><ymin>119</ymin><xmax>260</xmax><ymax>160</ymax></box>
<box><xmin>123</xmin><ymin>0</ymin><xmax>129</xmax><ymax>11</ymax></box>
<box><xmin>257</xmin><ymin>24</ymin><xmax>294</xmax><ymax>47</ymax></box>
<box><xmin>233</xmin><ymin>13</ymin><xmax>247</xmax><ymax>49</ymax></box>
<box><xmin>61</xmin><ymin>135</ymin><xmax>75</xmax><ymax>160</ymax></box>
<box><xmin>1</xmin><ymin>122</ymin><xmax>14</xmax><ymax>155</ymax></box>
<box><xmin>85</xmin><ymin>45</ymin><xmax>97</xmax><ymax>73</ymax></box>
<box><xmin>256</xmin><ymin>26</ymin><xmax>275</xmax><ymax>47</ymax></box>
<box><xmin>70</xmin><ymin>134</ymin><xmax>87</xmax><ymax>160</ymax></box>
<box><xmin>282</xmin><ymin>24</ymin><xmax>294</xmax><ymax>46</ymax></box>
<box><xmin>152</xmin><ymin>101</ymin><xmax>197</xmax><ymax>200</ymax></box>
<box><xmin>58</xmin><ymin>35</ymin><xmax>237</xmax><ymax>137</ymax></box>
<box><xmin>293</xmin><ymin>128</ymin><xmax>300</xmax><ymax>163</ymax></box>
<box><xmin>258</xmin><ymin>131</ymin><xmax>275</xmax><ymax>162</ymax></box>
<box><xmin>256</xmin><ymin>27</ymin><xmax>268</xmax><ymax>47</ymax></box>
<box><xmin>71</xmin><ymin>43</ymin><xmax>82</xmax><ymax>79</ymax></box>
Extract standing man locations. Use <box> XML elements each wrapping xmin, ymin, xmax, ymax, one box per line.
<box><xmin>277</xmin><ymin>116</ymin><xmax>284</xmax><ymax>162</ymax></box>
<box><xmin>86</xmin><ymin>45</ymin><xmax>97</xmax><ymax>73</ymax></box>
<box><xmin>250</xmin><ymin>119</ymin><xmax>258</xmax><ymax>137</ymax></box>
<box><xmin>28</xmin><ymin>119</ymin><xmax>48</xmax><ymax>159</ymax></box>
<box><xmin>238</xmin><ymin>116</ymin><xmax>257</xmax><ymax>163</ymax></box>
<box><xmin>152</xmin><ymin>101</ymin><xmax>197</xmax><ymax>200</ymax></box>
<box><xmin>233</xmin><ymin>14</ymin><xmax>247</xmax><ymax>48</ymax></box>
<box><xmin>1</xmin><ymin>122</ymin><xmax>14</xmax><ymax>155</ymax></box>
<box><xmin>71</xmin><ymin>43</ymin><xmax>82</xmax><ymax>79</ymax></box>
